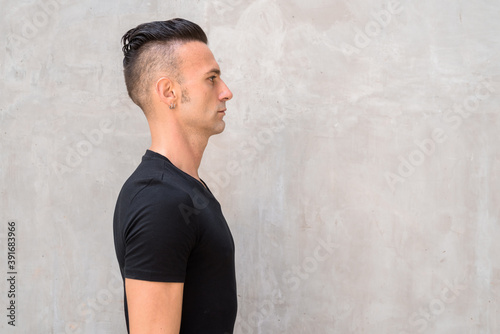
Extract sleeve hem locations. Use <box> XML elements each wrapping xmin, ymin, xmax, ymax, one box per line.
<box><xmin>124</xmin><ymin>270</ymin><xmax>185</xmax><ymax>283</ymax></box>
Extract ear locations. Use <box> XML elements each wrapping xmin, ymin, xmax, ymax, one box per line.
<box><xmin>155</xmin><ymin>77</ymin><xmax>177</xmax><ymax>107</ymax></box>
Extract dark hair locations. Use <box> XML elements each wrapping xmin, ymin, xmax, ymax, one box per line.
<box><xmin>121</xmin><ymin>18</ymin><xmax>208</xmax><ymax>110</ymax></box>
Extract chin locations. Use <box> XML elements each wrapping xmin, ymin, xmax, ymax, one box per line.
<box><xmin>213</xmin><ymin>121</ymin><xmax>226</xmax><ymax>135</ymax></box>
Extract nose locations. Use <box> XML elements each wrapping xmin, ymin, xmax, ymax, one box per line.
<box><xmin>219</xmin><ymin>79</ymin><xmax>233</xmax><ymax>101</ymax></box>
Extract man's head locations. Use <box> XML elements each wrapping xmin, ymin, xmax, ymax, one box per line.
<box><xmin>121</xmin><ymin>18</ymin><xmax>207</xmax><ymax>112</ymax></box>
<box><xmin>121</xmin><ymin>18</ymin><xmax>233</xmax><ymax>136</ymax></box>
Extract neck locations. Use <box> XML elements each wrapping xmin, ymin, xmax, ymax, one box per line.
<box><xmin>148</xmin><ymin>118</ymin><xmax>209</xmax><ymax>182</ymax></box>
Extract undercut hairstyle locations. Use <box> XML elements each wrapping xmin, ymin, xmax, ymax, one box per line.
<box><xmin>121</xmin><ymin>18</ymin><xmax>208</xmax><ymax>111</ymax></box>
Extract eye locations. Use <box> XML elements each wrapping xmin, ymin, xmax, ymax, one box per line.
<box><xmin>208</xmin><ymin>76</ymin><xmax>217</xmax><ymax>83</ymax></box>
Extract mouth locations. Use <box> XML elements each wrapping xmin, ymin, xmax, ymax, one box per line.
<box><xmin>218</xmin><ymin>109</ymin><xmax>226</xmax><ymax>114</ymax></box>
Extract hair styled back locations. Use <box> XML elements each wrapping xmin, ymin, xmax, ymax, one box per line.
<box><xmin>121</xmin><ymin>18</ymin><xmax>208</xmax><ymax>111</ymax></box>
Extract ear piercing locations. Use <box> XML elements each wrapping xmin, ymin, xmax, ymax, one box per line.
<box><xmin>169</xmin><ymin>103</ymin><xmax>176</xmax><ymax>109</ymax></box>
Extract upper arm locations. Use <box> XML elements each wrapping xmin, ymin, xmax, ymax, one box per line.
<box><xmin>121</xmin><ymin>190</ymin><xmax>196</xmax><ymax>333</ymax></box>
<box><xmin>126</xmin><ymin>278</ymin><xmax>184</xmax><ymax>334</ymax></box>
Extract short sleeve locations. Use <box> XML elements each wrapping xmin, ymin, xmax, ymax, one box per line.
<box><xmin>123</xmin><ymin>193</ymin><xmax>197</xmax><ymax>282</ymax></box>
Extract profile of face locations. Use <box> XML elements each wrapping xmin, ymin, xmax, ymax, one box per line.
<box><xmin>173</xmin><ymin>41</ymin><xmax>233</xmax><ymax>137</ymax></box>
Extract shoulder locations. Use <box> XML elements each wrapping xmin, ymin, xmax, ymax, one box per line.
<box><xmin>118</xmin><ymin>174</ymin><xmax>198</xmax><ymax>240</ymax></box>
<box><xmin>119</xmin><ymin>159</ymin><xmax>192</xmax><ymax>205</ymax></box>
<box><xmin>120</xmin><ymin>179</ymin><xmax>193</xmax><ymax>221</ymax></box>
<box><xmin>115</xmin><ymin>154</ymin><xmax>210</xmax><ymax>227</ymax></box>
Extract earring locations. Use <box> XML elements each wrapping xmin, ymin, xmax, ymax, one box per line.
<box><xmin>169</xmin><ymin>103</ymin><xmax>176</xmax><ymax>109</ymax></box>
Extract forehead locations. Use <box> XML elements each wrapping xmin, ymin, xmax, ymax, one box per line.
<box><xmin>177</xmin><ymin>41</ymin><xmax>219</xmax><ymax>78</ymax></box>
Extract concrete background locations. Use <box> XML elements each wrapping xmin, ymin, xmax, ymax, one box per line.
<box><xmin>1</xmin><ymin>0</ymin><xmax>499</xmax><ymax>333</ymax></box>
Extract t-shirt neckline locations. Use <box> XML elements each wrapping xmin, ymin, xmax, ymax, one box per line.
<box><xmin>144</xmin><ymin>149</ymin><xmax>213</xmax><ymax>195</ymax></box>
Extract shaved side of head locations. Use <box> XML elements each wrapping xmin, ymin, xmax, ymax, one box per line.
<box><xmin>121</xmin><ymin>19</ymin><xmax>207</xmax><ymax>114</ymax></box>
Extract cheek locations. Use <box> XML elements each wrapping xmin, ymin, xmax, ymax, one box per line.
<box><xmin>203</xmin><ymin>91</ymin><xmax>217</xmax><ymax>109</ymax></box>
<box><xmin>203</xmin><ymin>89</ymin><xmax>211</xmax><ymax>100</ymax></box>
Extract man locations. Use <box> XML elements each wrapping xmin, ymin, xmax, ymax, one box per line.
<box><xmin>113</xmin><ymin>18</ymin><xmax>236</xmax><ymax>334</ymax></box>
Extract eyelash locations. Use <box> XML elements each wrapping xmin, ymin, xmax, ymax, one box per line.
<box><xmin>209</xmin><ymin>76</ymin><xmax>217</xmax><ymax>83</ymax></box>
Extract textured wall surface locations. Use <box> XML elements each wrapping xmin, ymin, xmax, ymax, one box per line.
<box><xmin>1</xmin><ymin>0</ymin><xmax>499</xmax><ymax>333</ymax></box>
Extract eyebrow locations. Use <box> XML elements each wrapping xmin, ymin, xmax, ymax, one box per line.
<box><xmin>205</xmin><ymin>68</ymin><xmax>221</xmax><ymax>76</ymax></box>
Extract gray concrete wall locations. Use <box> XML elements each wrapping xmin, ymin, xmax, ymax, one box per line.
<box><xmin>1</xmin><ymin>0</ymin><xmax>499</xmax><ymax>333</ymax></box>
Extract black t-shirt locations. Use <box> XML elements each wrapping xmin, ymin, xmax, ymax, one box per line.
<box><xmin>113</xmin><ymin>150</ymin><xmax>237</xmax><ymax>333</ymax></box>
